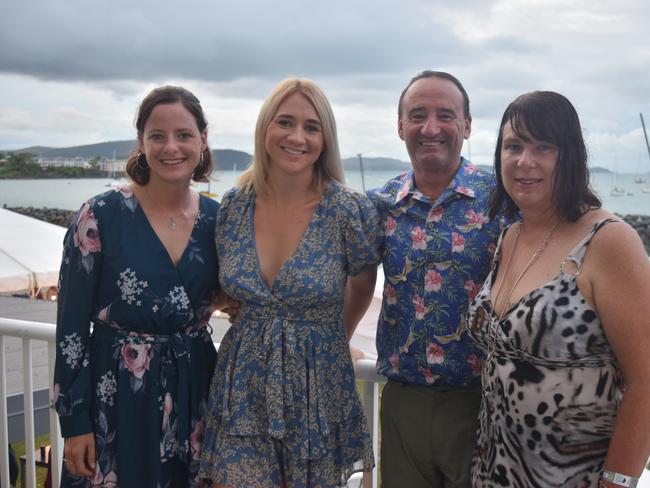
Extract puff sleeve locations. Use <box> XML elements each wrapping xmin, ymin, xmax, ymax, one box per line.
<box><xmin>341</xmin><ymin>190</ymin><xmax>383</xmax><ymax>276</ymax></box>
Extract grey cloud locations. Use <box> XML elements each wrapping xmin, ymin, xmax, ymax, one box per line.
<box><xmin>0</xmin><ymin>0</ymin><xmax>472</xmax><ymax>84</ymax></box>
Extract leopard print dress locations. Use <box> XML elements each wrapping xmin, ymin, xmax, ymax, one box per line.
<box><xmin>466</xmin><ymin>219</ymin><xmax>623</xmax><ymax>487</ymax></box>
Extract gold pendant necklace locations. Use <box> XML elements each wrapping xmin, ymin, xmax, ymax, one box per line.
<box><xmin>485</xmin><ymin>219</ymin><xmax>559</xmax><ymax>367</ymax></box>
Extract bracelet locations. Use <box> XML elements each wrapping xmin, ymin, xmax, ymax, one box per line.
<box><xmin>601</xmin><ymin>470</ymin><xmax>639</xmax><ymax>487</ymax></box>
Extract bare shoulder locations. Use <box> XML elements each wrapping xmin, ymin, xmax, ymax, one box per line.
<box><xmin>586</xmin><ymin>209</ymin><xmax>643</xmax><ymax>252</ymax></box>
<box><xmin>582</xmin><ymin>208</ymin><xmax>649</xmax><ymax>274</ymax></box>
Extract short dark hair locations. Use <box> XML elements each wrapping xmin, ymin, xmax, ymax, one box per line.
<box><xmin>398</xmin><ymin>70</ymin><xmax>470</xmax><ymax>119</ymax></box>
<box><xmin>489</xmin><ymin>91</ymin><xmax>600</xmax><ymax>221</ymax></box>
<box><xmin>126</xmin><ymin>86</ymin><xmax>213</xmax><ymax>185</ymax></box>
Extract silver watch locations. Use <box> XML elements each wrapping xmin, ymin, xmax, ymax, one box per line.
<box><xmin>601</xmin><ymin>470</ymin><xmax>639</xmax><ymax>488</ymax></box>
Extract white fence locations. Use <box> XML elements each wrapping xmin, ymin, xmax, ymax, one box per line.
<box><xmin>0</xmin><ymin>317</ymin><xmax>385</xmax><ymax>488</ymax></box>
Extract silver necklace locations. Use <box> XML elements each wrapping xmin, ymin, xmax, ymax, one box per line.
<box><xmin>485</xmin><ymin>219</ymin><xmax>559</xmax><ymax>366</ymax></box>
<box><xmin>144</xmin><ymin>187</ymin><xmax>193</xmax><ymax>231</ymax></box>
<box><xmin>168</xmin><ymin>193</ymin><xmax>192</xmax><ymax>231</ymax></box>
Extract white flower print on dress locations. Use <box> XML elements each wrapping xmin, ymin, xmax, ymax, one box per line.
<box><xmin>97</xmin><ymin>371</ymin><xmax>117</xmax><ymax>406</ymax></box>
<box><xmin>168</xmin><ymin>286</ymin><xmax>190</xmax><ymax>311</ymax></box>
<box><xmin>117</xmin><ymin>268</ymin><xmax>149</xmax><ymax>305</ymax></box>
<box><xmin>59</xmin><ymin>333</ymin><xmax>84</xmax><ymax>369</ymax></box>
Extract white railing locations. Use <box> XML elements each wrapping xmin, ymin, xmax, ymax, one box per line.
<box><xmin>0</xmin><ymin>318</ymin><xmax>62</xmax><ymax>488</ymax></box>
<box><xmin>0</xmin><ymin>317</ymin><xmax>385</xmax><ymax>488</ymax></box>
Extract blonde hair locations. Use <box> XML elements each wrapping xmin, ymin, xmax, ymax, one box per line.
<box><xmin>238</xmin><ymin>78</ymin><xmax>344</xmax><ymax>193</ymax></box>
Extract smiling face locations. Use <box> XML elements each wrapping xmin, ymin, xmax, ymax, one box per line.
<box><xmin>398</xmin><ymin>76</ymin><xmax>471</xmax><ymax>177</ymax></box>
<box><xmin>500</xmin><ymin>120</ymin><xmax>559</xmax><ymax>215</ymax></box>
<box><xmin>137</xmin><ymin>102</ymin><xmax>207</xmax><ymax>186</ymax></box>
<box><xmin>264</xmin><ymin>92</ymin><xmax>324</xmax><ymax>179</ymax></box>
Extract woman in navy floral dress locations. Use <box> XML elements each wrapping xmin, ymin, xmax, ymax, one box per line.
<box><xmin>52</xmin><ymin>86</ymin><xmax>220</xmax><ymax>487</ymax></box>
<box><xmin>198</xmin><ymin>78</ymin><xmax>382</xmax><ymax>487</ymax></box>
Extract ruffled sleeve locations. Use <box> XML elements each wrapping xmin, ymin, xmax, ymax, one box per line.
<box><xmin>341</xmin><ymin>189</ymin><xmax>383</xmax><ymax>276</ymax></box>
<box><xmin>52</xmin><ymin>198</ymin><xmax>104</xmax><ymax>437</ymax></box>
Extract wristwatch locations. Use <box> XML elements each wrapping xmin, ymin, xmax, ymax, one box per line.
<box><xmin>601</xmin><ymin>470</ymin><xmax>638</xmax><ymax>488</ymax></box>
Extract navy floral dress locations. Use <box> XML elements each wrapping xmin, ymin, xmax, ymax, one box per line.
<box><xmin>52</xmin><ymin>186</ymin><xmax>219</xmax><ymax>488</ymax></box>
<box><xmin>198</xmin><ymin>183</ymin><xmax>382</xmax><ymax>488</ymax></box>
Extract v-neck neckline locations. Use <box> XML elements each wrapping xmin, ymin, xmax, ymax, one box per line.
<box><xmin>133</xmin><ymin>191</ymin><xmax>203</xmax><ymax>269</ymax></box>
<box><xmin>486</xmin><ymin>221</ymin><xmax>598</xmax><ymax>321</ymax></box>
<box><xmin>249</xmin><ymin>187</ymin><xmax>326</xmax><ymax>293</ymax></box>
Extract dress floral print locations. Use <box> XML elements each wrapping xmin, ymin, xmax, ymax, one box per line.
<box><xmin>52</xmin><ymin>187</ymin><xmax>219</xmax><ymax>488</ymax></box>
<box><xmin>198</xmin><ymin>183</ymin><xmax>382</xmax><ymax>488</ymax></box>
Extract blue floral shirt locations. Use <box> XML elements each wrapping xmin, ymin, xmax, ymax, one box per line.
<box><xmin>368</xmin><ymin>158</ymin><xmax>504</xmax><ymax>387</ymax></box>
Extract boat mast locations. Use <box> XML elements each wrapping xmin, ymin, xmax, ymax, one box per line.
<box><xmin>357</xmin><ymin>153</ymin><xmax>366</xmax><ymax>193</ymax></box>
<box><xmin>641</xmin><ymin>113</ymin><xmax>650</xmax><ymax>162</ymax></box>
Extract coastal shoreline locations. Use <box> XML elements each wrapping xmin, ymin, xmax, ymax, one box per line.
<box><xmin>7</xmin><ymin>206</ymin><xmax>650</xmax><ymax>254</ymax></box>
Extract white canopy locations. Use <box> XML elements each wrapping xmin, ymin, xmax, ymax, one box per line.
<box><xmin>0</xmin><ymin>207</ymin><xmax>66</xmax><ymax>294</ymax></box>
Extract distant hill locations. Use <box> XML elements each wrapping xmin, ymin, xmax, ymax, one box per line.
<box><xmin>16</xmin><ymin>140</ymin><xmax>137</xmax><ymax>159</ymax></box>
<box><xmin>5</xmin><ymin>140</ymin><xmax>253</xmax><ymax>171</ymax></box>
<box><xmin>4</xmin><ymin>141</ymin><xmax>414</xmax><ymax>171</ymax></box>
<box><xmin>213</xmin><ymin>149</ymin><xmax>253</xmax><ymax>170</ymax></box>
<box><xmin>590</xmin><ymin>166</ymin><xmax>613</xmax><ymax>173</ymax></box>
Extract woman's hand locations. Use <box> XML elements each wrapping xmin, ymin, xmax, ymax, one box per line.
<box><xmin>213</xmin><ymin>290</ymin><xmax>241</xmax><ymax>323</ymax></box>
<box><xmin>64</xmin><ymin>433</ymin><xmax>96</xmax><ymax>478</ymax></box>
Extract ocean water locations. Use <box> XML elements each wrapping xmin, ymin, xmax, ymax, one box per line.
<box><xmin>0</xmin><ymin>170</ymin><xmax>649</xmax><ymax>215</ymax></box>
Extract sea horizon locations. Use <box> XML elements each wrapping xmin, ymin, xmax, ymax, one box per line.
<box><xmin>1</xmin><ymin>169</ymin><xmax>650</xmax><ymax>217</ymax></box>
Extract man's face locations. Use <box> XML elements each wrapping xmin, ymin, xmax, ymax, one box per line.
<box><xmin>398</xmin><ymin>77</ymin><xmax>471</xmax><ymax>176</ymax></box>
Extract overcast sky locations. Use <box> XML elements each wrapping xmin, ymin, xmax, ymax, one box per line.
<box><xmin>1</xmin><ymin>0</ymin><xmax>649</xmax><ymax>173</ymax></box>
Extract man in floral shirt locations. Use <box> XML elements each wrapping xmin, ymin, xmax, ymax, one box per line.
<box><xmin>368</xmin><ymin>70</ymin><xmax>503</xmax><ymax>487</ymax></box>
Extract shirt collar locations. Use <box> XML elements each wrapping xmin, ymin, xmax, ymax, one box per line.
<box><xmin>394</xmin><ymin>157</ymin><xmax>479</xmax><ymax>204</ymax></box>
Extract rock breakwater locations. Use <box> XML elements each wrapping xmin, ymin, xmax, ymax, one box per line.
<box><xmin>5</xmin><ymin>206</ymin><xmax>650</xmax><ymax>255</ymax></box>
<box><xmin>6</xmin><ymin>206</ymin><xmax>76</xmax><ymax>228</ymax></box>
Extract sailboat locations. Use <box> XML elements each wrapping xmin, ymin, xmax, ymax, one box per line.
<box><xmin>610</xmin><ymin>185</ymin><xmax>626</xmax><ymax>197</ymax></box>
<box><xmin>609</xmin><ymin>154</ymin><xmax>626</xmax><ymax>197</ymax></box>
<box><xmin>640</xmin><ymin>113</ymin><xmax>650</xmax><ymax>193</ymax></box>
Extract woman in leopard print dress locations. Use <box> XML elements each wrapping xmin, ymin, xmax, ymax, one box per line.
<box><xmin>466</xmin><ymin>91</ymin><xmax>650</xmax><ymax>487</ymax></box>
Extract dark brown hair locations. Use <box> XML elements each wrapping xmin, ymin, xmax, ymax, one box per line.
<box><xmin>126</xmin><ymin>86</ymin><xmax>213</xmax><ymax>185</ymax></box>
<box><xmin>489</xmin><ymin>91</ymin><xmax>600</xmax><ymax>221</ymax></box>
<box><xmin>398</xmin><ymin>70</ymin><xmax>470</xmax><ymax>119</ymax></box>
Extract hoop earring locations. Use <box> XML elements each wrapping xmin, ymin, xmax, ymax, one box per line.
<box><xmin>193</xmin><ymin>151</ymin><xmax>205</xmax><ymax>180</ymax></box>
<box><xmin>136</xmin><ymin>152</ymin><xmax>148</xmax><ymax>170</ymax></box>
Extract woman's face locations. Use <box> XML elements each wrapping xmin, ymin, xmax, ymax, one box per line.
<box><xmin>500</xmin><ymin>120</ymin><xmax>559</xmax><ymax>215</ymax></box>
<box><xmin>138</xmin><ymin>102</ymin><xmax>207</xmax><ymax>186</ymax></box>
<box><xmin>264</xmin><ymin>92</ymin><xmax>324</xmax><ymax>179</ymax></box>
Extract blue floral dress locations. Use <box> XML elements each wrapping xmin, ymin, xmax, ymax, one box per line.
<box><xmin>198</xmin><ymin>183</ymin><xmax>382</xmax><ymax>488</ymax></box>
<box><xmin>52</xmin><ymin>186</ymin><xmax>219</xmax><ymax>488</ymax></box>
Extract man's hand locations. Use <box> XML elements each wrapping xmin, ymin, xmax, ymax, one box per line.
<box><xmin>213</xmin><ymin>291</ymin><xmax>242</xmax><ymax>323</ymax></box>
<box><xmin>64</xmin><ymin>433</ymin><xmax>96</xmax><ymax>478</ymax></box>
<box><xmin>222</xmin><ymin>296</ymin><xmax>241</xmax><ymax>323</ymax></box>
<box><xmin>350</xmin><ymin>346</ymin><xmax>366</xmax><ymax>374</ymax></box>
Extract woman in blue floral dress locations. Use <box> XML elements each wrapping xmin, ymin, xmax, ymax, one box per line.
<box><xmin>52</xmin><ymin>86</ymin><xmax>220</xmax><ymax>487</ymax></box>
<box><xmin>198</xmin><ymin>79</ymin><xmax>382</xmax><ymax>488</ymax></box>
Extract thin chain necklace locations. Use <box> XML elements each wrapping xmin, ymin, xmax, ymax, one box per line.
<box><xmin>144</xmin><ymin>187</ymin><xmax>193</xmax><ymax>231</ymax></box>
<box><xmin>485</xmin><ymin>218</ymin><xmax>559</xmax><ymax>367</ymax></box>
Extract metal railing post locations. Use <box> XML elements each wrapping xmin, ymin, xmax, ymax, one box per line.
<box><xmin>23</xmin><ymin>338</ymin><xmax>36</xmax><ymax>488</ymax></box>
<box><xmin>0</xmin><ymin>336</ymin><xmax>10</xmax><ymax>488</ymax></box>
<box><xmin>49</xmin><ymin>341</ymin><xmax>62</xmax><ymax>487</ymax></box>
